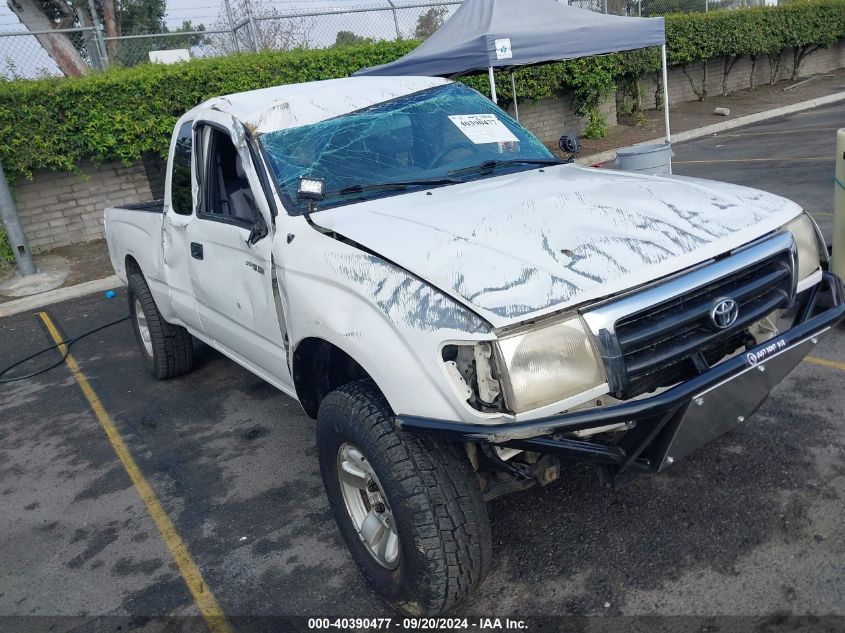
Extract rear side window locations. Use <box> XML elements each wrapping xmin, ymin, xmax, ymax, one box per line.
<box><xmin>170</xmin><ymin>121</ymin><xmax>193</xmax><ymax>215</ymax></box>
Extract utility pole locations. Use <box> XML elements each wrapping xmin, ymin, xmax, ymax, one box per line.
<box><xmin>223</xmin><ymin>0</ymin><xmax>241</xmax><ymax>52</ymax></box>
<box><xmin>0</xmin><ymin>159</ymin><xmax>36</xmax><ymax>277</ymax></box>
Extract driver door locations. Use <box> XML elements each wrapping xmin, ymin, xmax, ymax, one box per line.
<box><xmin>187</xmin><ymin>116</ymin><xmax>290</xmax><ymax>384</ymax></box>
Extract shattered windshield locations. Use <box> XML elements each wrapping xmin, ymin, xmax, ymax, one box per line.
<box><xmin>259</xmin><ymin>82</ymin><xmax>555</xmax><ymax>214</ymax></box>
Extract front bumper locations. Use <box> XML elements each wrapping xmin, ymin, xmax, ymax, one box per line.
<box><xmin>397</xmin><ymin>272</ymin><xmax>845</xmax><ymax>486</ymax></box>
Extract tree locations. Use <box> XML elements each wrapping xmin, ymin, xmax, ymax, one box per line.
<box><xmin>5</xmin><ymin>0</ymin><xmax>164</xmax><ymax>75</ymax></box>
<box><xmin>640</xmin><ymin>0</ymin><xmax>733</xmax><ymax>14</ymax></box>
<box><xmin>114</xmin><ymin>20</ymin><xmax>206</xmax><ymax>68</ymax></box>
<box><xmin>101</xmin><ymin>0</ymin><xmax>118</xmax><ymax>56</ymax></box>
<box><xmin>209</xmin><ymin>0</ymin><xmax>313</xmax><ymax>55</ymax></box>
<box><xmin>95</xmin><ymin>0</ymin><xmax>165</xmax><ymax>62</ymax></box>
<box><xmin>111</xmin><ymin>0</ymin><xmax>208</xmax><ymax>68</ymax></box>
<box><xmin>333</xmin><ymin>30</ymin><xmax>369</xmax><ymax>47</ymax></box>
<box><xmin>116</xmin><ymin>0</ymin><xmax>165</xmax><ymax>34</ymax></box>
<box><xmin>72</xmin><ymin>0</ymin><xmax>103</xmax><ymax>69</ymax></box>
<box><xmin>6</xmin><ymin>0</ymin><xmax>90</xmax><ymax>75</ymax></box>
<box><xmin>102</xmin><ymin>0</ymin><xmax>204</xmax><ymax>68</ymax></box>
<box><xmin>414</xmin><ymin>6</ymin><xmax>446</xmax><ymax>39</ymax></box>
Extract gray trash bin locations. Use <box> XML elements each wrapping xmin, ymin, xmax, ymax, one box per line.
<box><xmin>614</xmin><ymin>142</ymin><xmax>674</xmax><ymax>175</ymax></box>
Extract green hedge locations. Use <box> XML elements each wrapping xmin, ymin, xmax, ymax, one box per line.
<box><xmin>0</xmin><ymin>39</ymin><xmax>417</xmax><ymax>179</ymax></box>
<box><xmin>1</xmin><ymin>0</ymin><xmax>844</xmax><ymax>179</ymax></box>
<box><xmin>492</xmin><ymin>0</ymin><xmax>845</xmax><ymax>112</ymax></box>
<box><xmin>0</xmin><ymin>226</ymin><xmax>13</xmax><ymax>265</ymax></box>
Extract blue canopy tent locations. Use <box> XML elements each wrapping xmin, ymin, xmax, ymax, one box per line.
<box><xmin>356</xmin><ymin>0</ymin><xmax>670</xmax><ymax>142</ymax></box>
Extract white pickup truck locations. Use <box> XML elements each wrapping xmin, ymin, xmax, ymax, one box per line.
<box><xmin>105</xmin><ymin>76</ymin><xmax>844</xmax><ymax>615</ymax></box>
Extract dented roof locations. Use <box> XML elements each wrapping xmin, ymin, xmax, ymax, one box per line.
<box><xmin>188</xmin><ymin>76</ymin><xmax>451</xmax><ymax>135</ymax></box>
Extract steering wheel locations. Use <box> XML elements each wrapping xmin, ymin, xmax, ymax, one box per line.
<box><xmin>427</xmin><ymin>142</ymin><xmax>475</xmax><ymax>169</ymax></box>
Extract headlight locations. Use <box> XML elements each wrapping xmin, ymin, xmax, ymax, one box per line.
<box><xmin>495</xmin><ymin>315</ymin><xmax>606</xmax><ymax>413</ymax></box>
<box><xmin>783</xmin><ymin>213</ymin><xmax>823</xmax><ymax>280</ymax></box>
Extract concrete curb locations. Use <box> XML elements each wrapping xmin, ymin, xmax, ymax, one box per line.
<box><xmin>578</xmin><ymin>90</ymin><xmax>845</xmax><ymax>166</ymax></box>
<box><xmin>0</xmin><ymin>275</ymin><xmax>123</xmax><ymax>318</ymax></box>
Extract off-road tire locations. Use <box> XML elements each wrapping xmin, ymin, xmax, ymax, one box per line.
<box><xmin>127</xmin><ymin>271</ymin><xmax>194</xmax><ymax>379</ymax></box>
<box><xmin>317</xmin><ymin>380</ymin><xmax>492</xmax><ymax>615</ymax></box>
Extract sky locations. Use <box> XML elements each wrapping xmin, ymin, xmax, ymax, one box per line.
<box><xmin>0</xmin><ymin>0</ymin><xmax>397</xmax><ymax>32</ymax></box>
<box><xmin>0</xmin><ymin>0</ymin><xmax>420</xmax><ymax>77</ymax></box>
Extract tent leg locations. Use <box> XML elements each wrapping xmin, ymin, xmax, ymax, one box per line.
<box><xmin>660</xmin><ymin>43</ymin><xmax>672</xmax><ymax>173</ymax></box>
<box><xmin>511</xmin><ymin>72</ymin><xmax>519</xmax><ymax>121</ymax></box>
<box><xmin>488</xmin><ymin>66</ymin><xmax>497</xmax><ymax>104</ymax></box>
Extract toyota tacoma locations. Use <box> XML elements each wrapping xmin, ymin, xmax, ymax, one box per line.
<box><xmin>104</xmin><ymin>76</ymin><xmax>844</xmax><ymax>615</ymax></box>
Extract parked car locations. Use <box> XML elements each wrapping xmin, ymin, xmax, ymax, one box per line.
<box><xmin>104</xmin><ymin>76</ymin><xmax>844</xmax><ymax>615</ymax></box>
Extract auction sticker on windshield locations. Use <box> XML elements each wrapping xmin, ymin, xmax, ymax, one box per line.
<box><xmin>448</xmin><ymin>114</ymin><xmax>518</xmax><ymax>144</ymax></box>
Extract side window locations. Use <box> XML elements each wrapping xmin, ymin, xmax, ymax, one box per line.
<box><xmin>170</xmin><ymin>121</ymin><xmax>193</xmax><ymax>216</ymax></box>
<box><xmin>199</xmin><ymin>126</ymin><xmax>258</xmax><ymax>225</ymax></box>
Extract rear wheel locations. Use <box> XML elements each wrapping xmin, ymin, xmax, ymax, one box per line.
<box><xmin>317</xmin><ymin>380</ymin><xmax>491</xmax><ymax>615</ymax></box>
<box><xmin>127</xmin><ymin>271</ymin><xmax>194</xmax><ymax>379</ymax></box>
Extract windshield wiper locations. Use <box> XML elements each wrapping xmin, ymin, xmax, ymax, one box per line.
<box><xmin>325</xmin><ymin>177</ymin><xmax>462</xmax><ymax>200</ymax></box>
<box><xmin>447</xmin><ymin>158</ymin><xmax>563</xmax><ymax>178</ymax></box>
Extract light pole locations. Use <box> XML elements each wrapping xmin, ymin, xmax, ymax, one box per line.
<box><xmin>0</xmin><ymin>159</ymin><xmax>36</xmax><ymax>277</ymax></box>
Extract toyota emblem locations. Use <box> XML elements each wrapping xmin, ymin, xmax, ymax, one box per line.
<box><xmin>710</xmin><ymin>298</ymin><xmax>739</xmax><ymax>329</ymax></box>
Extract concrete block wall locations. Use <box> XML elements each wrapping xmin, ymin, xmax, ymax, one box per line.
<box><xmin>506</xmin><ymin>92</ymin><xmax>618</xmax><ymax>144</ymax></box>
<box><xmin>13</xmin><ymin>157</ymin><xmax>164</xmax><ymax>252</ymax></box>
<box><xmin>636</xmin><ymin>41</ymin><xmax>845</xmax><ymax>108</ymax></box>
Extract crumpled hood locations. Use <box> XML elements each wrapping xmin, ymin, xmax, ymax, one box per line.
<box><xmin>315</xmin><ymin>164</ymin><xmax>802</xmax><ymax>329</ymax></box>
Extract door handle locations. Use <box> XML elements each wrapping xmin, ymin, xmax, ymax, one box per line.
<box><xmin>190</xmin><ymin>242</ymin><xmax>204</xmax><ymax>260</ymax></box>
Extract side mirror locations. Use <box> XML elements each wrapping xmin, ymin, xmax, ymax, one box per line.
<box><xmin>246</xmin><ymin>211</ymin><xmax>268</xmax><ymax>247</ymax></box>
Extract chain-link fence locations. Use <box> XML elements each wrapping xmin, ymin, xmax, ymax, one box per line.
<box><xmin>572</xmin><ymin>0</ymin><xmax>770</xmax><ymax>15</ymax></box>
<box><xmin>0</xmin><ymin>27</ymin><xmax>96</xmax><ymax>79</ymax></box>
<box><xmin>0</xmin><ymin>0</ymin><xmax>775</xmax><ymax>80</ymax></box>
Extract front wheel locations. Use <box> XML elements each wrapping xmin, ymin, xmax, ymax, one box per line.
<box><xmin>317</xmin><ymin>380</ymin><xmax>492</xmax><ymax>615</ymax></box>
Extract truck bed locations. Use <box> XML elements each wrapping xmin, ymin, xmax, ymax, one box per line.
<box><xmin>120</xmin><ymin>199</ymin><xmax>164</xmax><ymax>213</ymax></box>
<box><xmin>104</xmin><ymin>202</ymin><xmax>166</xmax><ymax>286</ymax></box>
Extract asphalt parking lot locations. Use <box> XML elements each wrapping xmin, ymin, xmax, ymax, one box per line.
<box><xmin>1</xmin><ymin>102</ymin><xmax>844</xmax><ymax>631</ymax></box>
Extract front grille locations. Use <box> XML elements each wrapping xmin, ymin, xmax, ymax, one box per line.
<box><xmin>612</xmin><ymin>251</ymin><xmax>793</xmax><ymax>398</ymax></box>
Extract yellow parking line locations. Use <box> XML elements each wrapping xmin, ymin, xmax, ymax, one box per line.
<box><xmin>37</xmin><ymin>311</ymin><xmax>233</xmax><ymax>633</ymax></box>
<box><xmin>673</xmin><ymin>157</ymin><xmax>830</xmax><ymax>164</ymax></box>
<box><xmin>804</xmin><ymin>355</ymin><xmax>845</xmax><ymax>371</ymax></box>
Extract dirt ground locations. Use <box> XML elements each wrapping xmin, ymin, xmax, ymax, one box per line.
<box><xmin>0</xmin><ymin>240</ymin><xmax>113</xmax><ymax>303</ymax></box>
